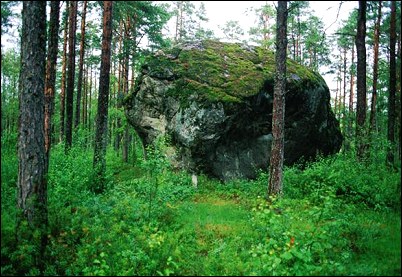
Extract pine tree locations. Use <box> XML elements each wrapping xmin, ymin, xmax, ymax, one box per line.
<box><xmin>44</xmin><ymin>1</ymin><xmax>60</xmax><ymax>168</ymax></box>
<box><xmin>369</xmin><ymin>1</ymin><xmax>382</xmax><ymax>135</ymax></box>
<box><xmin>387</xmin><ymin>0</ymin><xmax>396</xmax><ymax>166</ymax></box>
<box><xmin>355</xmin><ymin>0</ymin><xmax>367</xmax><ymax>161</ymax></box>
<box><xmin>93</xmin><ymin>1</ymin><xmax>113</xmax><ymax>192</ymax></box>
<box><xmin>18</xmin><ymin>1</ymin><xmax>48</xmax><ymax>271</ymax></box>
<box><xmin>74</xmin><ymin>1</ymin><xmax>88</xmax><ymax>129</ymax></box>
<box><xmin>268</xmin><ymin>0</ymin><xmax>287</xmax><ymax>197</ymax></box>
<box><xmin>65</xmin><ymin>0</ymin><xmax>78</xmax><ymax>151</ymax></box>
<box><xmin>59</xmin><ymin>6</ymin><xmax>69</xmax><ymax>142</ymax></box>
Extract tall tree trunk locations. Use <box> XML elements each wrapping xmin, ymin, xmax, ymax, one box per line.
<box><xmin>122</xmin><ymin>127</ymin><xmax>129</xmax><ymax>162</ymax></box>
<box><xmin>296</xmin><ymin>9</ymin><xmax>301</xmax><ymax>63</ymax></box>
<box><xmin>349</xmin><ymin>45</ymin><xmax>355</xmax><ymax>114</ymax></box>
<box><xmin>369</xmin><ymin>1</ymin><xmax>382</xmax><ymax>135</ymax></box>
<box><xmin>65</xmin><ymin>1</ymin><xmax>78</xmax><ymax>151</ymax></box>
<box><xmin>387</xmin><ymin>0</ymin><xmax>396</xmax><ymax>166</ymax></box>
<box><xmin>338</xmin><ymin>49</ymin><xmax>343</xmax><ymax>119</ymax></box>
<box><xmin>18</xmin><ymin>1</ymin><xmax>47</xmax><ymax>271</ymax></box>
<box><xmin>59</xmin><ymin>7</ymin><xmax>69</xmax><ymax>142</ymax></box>
<box><xmin>88</xmin><ymin>64</ymin><xmax>93</xmax><ymax>131</ymax></box>
<box><xmin>345</xmin><ymin>45</ymin><xmax>355</xmax><ymax>152</ymax></box>
<box><xmin>82</xmin><ymin>62</ymin><xmax>87</xmax><ymax>126</ymax></box>
<box><xmin>291</xmin><ymin>17</ymin><xmax>296</xmax><ymax>61</ymax></box>
<box><xmin>44</xmin><ymin>1</ymin><xmax>60</xmax><ymax>169</ymax></box>
<box><xmin>115</xmin><ymin>20</ymin><xmax>124</xmax><ymax>153</ymax></box>
<box><xmin>268</xmin><ymin>0</ymin><xmax>287</xmax><ymax>197</ymax></box>
<box><xmin>121</xmin><ymin>17</ymin><xmax>131</xmax><ymax>162</ymax></box>
<box><xmin>123</xmin><ymin>50</ymin><xmax>137</xmax><ymax>162</ymax></box>
<box><xmin>355</xmin><ymin>0</ymin><xmax>367</xmax><ymax>161</ymax></box>
<box><xmin>74</xmin><ymin>0</ymin><xmax>87</xmax><ymax>129</ymax></box>
<box><xmin>343</xmin><ymin>47</ymin><xmax>347</xmax><ymax>118</ymax></box>
<box><xmin>93</xmin><ymin>1</ymin><xmax>113</xmax><ymax>191</ymax></box>
<box><xmin>396</xmin><ymin>34</ymin><xmax>401</xmax><ymax>162</ymax></box>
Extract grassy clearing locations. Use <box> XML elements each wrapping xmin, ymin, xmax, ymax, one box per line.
<box><xmin>166</xmin><ymin>194</ymin><xmax>255</xmax><ymax>275</ymax></box>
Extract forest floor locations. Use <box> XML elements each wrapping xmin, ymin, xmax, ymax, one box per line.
<box><xmin>107</xmin><ymin>156</ymin><xmax>401</xmax><ymax>276</ymax></box>
<box><xmin>1</xmin><ymin>140</ymin><xmax>401</xmax><ymax>276</ymax></box>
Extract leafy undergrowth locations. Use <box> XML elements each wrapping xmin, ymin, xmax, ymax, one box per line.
<box><xmin>1</xmin><ymin>137</ymin><xmax>401</xmax><ymax>276</ymax></box>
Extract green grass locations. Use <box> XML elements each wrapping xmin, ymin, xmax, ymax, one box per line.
<box><xmin>1</xmin><ymin>136</ymin><xmax>401</xmax><ymax>276</ymax></box>
<box><xmin>166</xmin><ymin>194</ymin><xmax>255</xmax><ymax>275</ymax></box>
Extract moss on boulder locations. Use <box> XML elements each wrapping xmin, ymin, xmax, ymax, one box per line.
<box><xmin>142</xmin><ymin>40</ymin><xmax>323</xmax><ymax>104</ymax></box>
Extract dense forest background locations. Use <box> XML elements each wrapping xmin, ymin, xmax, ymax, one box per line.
<box><xmin>1</xmin><ymin>1</ymin><xmax>401</xmax><ymax>276</ymax></box>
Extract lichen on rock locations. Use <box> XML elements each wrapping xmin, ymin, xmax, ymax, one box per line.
<box><xmin>124</xmin><ymin>40</ymin><xmax>343</xmax><ymax>181</ymax></box>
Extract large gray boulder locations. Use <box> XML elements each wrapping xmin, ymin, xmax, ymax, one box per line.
<box><xmin>124</xmin><ymin>40</ymin><xmax>342</xmax><ymax>181</ymax></box>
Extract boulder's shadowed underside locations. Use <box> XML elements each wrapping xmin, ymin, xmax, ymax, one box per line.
<box><xmin>124</xmin><ymin>40</ymin><xmax>343</xmax><ymax>181</ymax></box>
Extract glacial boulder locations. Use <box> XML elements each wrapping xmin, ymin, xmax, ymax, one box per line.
<box><xmin>124</xmin><ymin>40</ymin><xmax>343</xmax><ymax>181</ymax></box>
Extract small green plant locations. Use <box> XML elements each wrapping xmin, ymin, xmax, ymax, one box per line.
<box><xmin>157</xmin><ymin>256</ymin><xmax>179</xmax><ymax>276</ymax></box>
<box><xmin>140</xmin><ymin>136</ymin><xmax>171</xmax><ymax>223</ymax></box>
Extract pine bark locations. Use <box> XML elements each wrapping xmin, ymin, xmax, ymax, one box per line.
<box><xmin>268</xmin><ymin>0</ymin><xmax>287</xmax><ymax>197</ymax></box>
<box><xmin>74</xmin><ymin>1</ymin><xmax>88</xmax><ymax>128</ymax></box>
<box><xmin>369</xmin><ymin>1</ymin><xmax>382</xmax><ymax>134</ymax></box>
<box><xmin>65</xmin><ymin>1</ymin><xmax>78</xmax><ymax>151</ymax></box>
<box><xmin>74</xmin><ymin>1</ymin><xmax>87</xmax><ymax>129</ymax></box>
<box><xmin>345</xmin><ymin>45</ymin><xmax>355</xmax><ymax>152</ymax></box>
<box><xmin>115</xmin><ymin>20</ymin><xmax>124</xmax><ymax>153</ymax></box>
<box><xmin>93</xmin><ymin>1</ymin><xmax>113</xmax><ymax>190</ymax></box>
<box><xmin>18</xmin><ymin>1</ymin><xmax>47</xmax><ymax>271</ymax></box>
<box><xmin>355</xmin><ymin>0</ymin><xmax>367</xmax><ymax>161</ymax></box>
<box><xmin>82</xmin><ymin>62</ymin><xmax>88</xmax><ymax>126</ymax></box>
<box><xmin>59</xmin><ymin>7</ymin><xmax>69</xmax><ymax>142</ymax></box>
<box><xmin>343</xmin><ymin>48</ymin><xmax>347</xmax><ymax>116</ymax></box>
<box><xmin>349</xmin><ymin>45</ymin><xmax>355</xmax><ymax>114</ymax></box>
<box><xmin>387</xmin><ymin>1</ymin><xmax>396</xmax><ymax>166</ymax></box>
<box><xmin>122</xmin><ymin>18</ymin><xmax>130</xmax><ymax>162</ymax></box>
<box><xmin>44</xmin><ymin>1</ymin><xmax>60</xmax><ymax>168</ymax></box>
